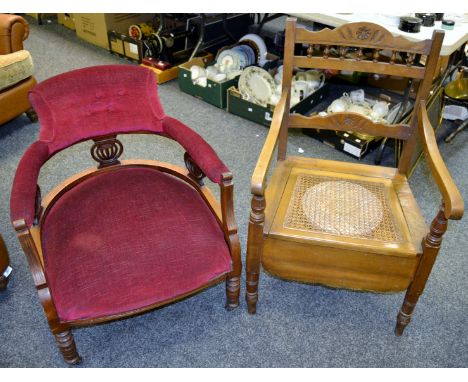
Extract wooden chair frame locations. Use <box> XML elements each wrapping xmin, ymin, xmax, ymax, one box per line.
<box><xmin>246</xmin><ymin>18</ymin><xmax>463</xmax><ymax>335</ymax></box>
<box><xmin>0</xmin><ymin>233</ymin><xmax>11</xmax><ymax>290</ymax></box>
<box><xmin>12</xmin><ymin>133</ymin><xmax>242</xmax><ymax>364</ymax></box>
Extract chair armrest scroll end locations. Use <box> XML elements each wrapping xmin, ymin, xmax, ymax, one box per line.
<box><xmin>445</xmin><ymin>199</ymin><xmax>464</xmax><ymax>221</ymax></box>
<box><xmin>221</xmin><ymin>172</ymin><xmax>233</xmax><ymax>184</ymax></box>
<box><xmin>12</xmin><ymin>219</ymin><xmax>28</xmax><ymax>233</ymax></box>
<box><xmin>250</xmin><ymin>177</ymin><xmax>266</xmax><ymax>196</ymax></box>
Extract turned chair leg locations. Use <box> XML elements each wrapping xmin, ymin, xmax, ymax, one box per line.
<box><xmin>395</xmin><ymin>204</ymin><xmax>448</xmax><ymax>336</ymax></box>
<box><xmin>25</xmin><ymin>107</ymin><xmax>38</xmax><ymax>123</ymax></box>
<box><xmin>53</xmin><ymin>329</ymin><xmax>82</xmax><ymax>365</ymax></box>
<box><xmin>226</xmin><ymin>276</ymin><xmax>241</xmax><ymax>310</ymax></box>
<box><xmin>246</xmin><ymin>194</ymin><xmax>265</xmax><ymax>314</ymax></box>
<box><xmin>225</xmin><ymin>237</ymin><xmax>241</xmax><ymax>310</ymax></box>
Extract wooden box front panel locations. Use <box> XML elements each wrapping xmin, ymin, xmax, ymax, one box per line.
<box><xmin>262</xmin><ymin>236</ymin><xmax>418</xmax><ymax>292</ymax></box>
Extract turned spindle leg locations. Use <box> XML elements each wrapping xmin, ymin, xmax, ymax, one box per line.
<box><xmin>225</xmin><ymin>239</ymin><xmax>241</xmax><ymax>310</ymax></box>
<box><xmin>225</xmin><ymin>275</ymin><xmax>241</xmax><ymax>310</ymax></box>
<box><xmin>395</xmin><ymin>204</ymin><xmax>448</xmax><ymax>336</ymax></box>
<box><xmin>245</xmin><ymin>194</ymin><xmax>265</xmax><ymax>314</ymax></box>
<box><xmin>225</xmin><ymin>231</ymin><xmax>241</xmax><ymax>310</ymax></box>
<box><xmin>54</xmin><ymin>329</ymin><xmax>82</xmax><ymax>365</ymax></box>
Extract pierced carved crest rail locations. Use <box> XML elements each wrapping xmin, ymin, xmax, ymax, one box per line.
<box><xmin>293</xmin><ymin>23</ymin><xmax>431</xmax><ymax>79</ymax></box>
<box><xmin>295</xmin><ymin>22</ymin><xmax>432</xmax><ymax>54</ymax></box>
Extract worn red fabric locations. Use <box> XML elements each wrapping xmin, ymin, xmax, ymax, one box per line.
<box><xmin>163</xmin><ymin>116</ymin><xmax>229</xmax><ymax>183</ymax></box>
<box><xmin>41</xmin><ymin>168</ymin><xmax>232</xmax><ymax>322</ymax></box>
<box><xmin>29</xmin><ymin>65</ymin><xmax>166</xmax><ymax>155</ymax></box>
<box><xmin>10</xmin><ymin>140</ymin><xmax>50</xmax><ymax>226</ymax></box>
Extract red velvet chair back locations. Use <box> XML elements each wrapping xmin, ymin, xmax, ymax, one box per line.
<box><xmin>29</xmin><ymin>65</ymin><xmax>166</xmax><ymax>155</ymax></box>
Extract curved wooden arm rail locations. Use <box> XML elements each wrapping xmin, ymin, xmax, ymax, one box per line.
<box><xmin>245</xmin><ymin>18</ymin><xmax>463</xmax><ymax>337</ymax></box>
<box><xmin>418</xmin><ymin>101</ymin><xmax>464</xmax><ymax>220</ymax></box>
<box><xmin>251</xmin><ymin>90</ymin><xmax>289</xmax><ymax>196</ymax></box>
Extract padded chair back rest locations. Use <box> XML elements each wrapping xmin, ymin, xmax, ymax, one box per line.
<box><xmin>29</xmin><ymin>65</ymin><xmax>165</xmax><ymax>155</ymax></box>
<box><xmin>280</xmin><ymin>18</ymin><xmax>445</xmax><ymax>174</ymax></box>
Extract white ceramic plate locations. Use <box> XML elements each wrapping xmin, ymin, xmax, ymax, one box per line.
<box><xmin>216</xmin><ymin>49</ymin><xmax>241</xmax><ymax>73</ymax></box>
<box><xmin>239</xmin><ymin>34</ymin><xmax>268</xmax><ymax>66</ymax></box>
<box><xmin>239</xmin><ymin>66</ymin><xmax>276</xmax><ymax>106</ymax></box>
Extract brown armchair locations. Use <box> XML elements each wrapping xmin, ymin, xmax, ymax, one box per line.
<box><xmin>245</xmin><ymin>18</ymin><xmax>464</xmax><ymax>335</ymax></box>
<box><xmin>10</xmin><ymin>65</ymin><xmax>241</xmax><ymax>365</ymax></box>
<box><xmin>0</xmin><ymin>14</ymin><xmax>37</xmax><ymax>125</ymax></box>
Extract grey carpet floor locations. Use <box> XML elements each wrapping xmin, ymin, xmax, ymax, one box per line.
<box><xmin>0</xmin><ymin>18</ymin><xmax>467</xmax><ymax>368</ymax></box>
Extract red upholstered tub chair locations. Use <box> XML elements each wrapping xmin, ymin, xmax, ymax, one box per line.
<box><xmin>10</xmin><ymin>65</ymin><xmax>241</xmax><ymax>365</ymax></box>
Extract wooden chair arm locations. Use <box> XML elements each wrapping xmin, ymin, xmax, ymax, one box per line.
<box><xmin>220</xmin><ymin>172</ymin><xmax>242</xmax><ymax>286</ymax></box>
<box><xmin>419</xmin><ymin>101</ymin><xmax>464</xmax><ymax>220</ymax></box>
<box><xmin>251</xmin><ymin>89</ymin><xmax>290</xmax><ymax>196</ymax></box>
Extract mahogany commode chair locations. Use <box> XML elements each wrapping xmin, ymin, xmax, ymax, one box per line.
<box><xmin>10</xmin><ymin>65</ymin><xmax>241</xmax><ymax>364</ymax></box>
<box><xmin>246</xmin><ymin>18</ymin><xmax>464</xmax><ymax>335</ymax></box>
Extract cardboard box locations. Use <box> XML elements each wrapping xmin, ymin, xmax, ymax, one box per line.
<box><xmin>123</xmin><ymin>37</ymin><xmax>144</xmax><ymax>61</ymax></box>
<box><xmin>179</xmin><ymin>53</ymin><xmax>279</xmax><ymax>109</ymax></box>
<box><xmin>74</xmin><ymin>13</ymin><xmax>152</xmax><ymax>50</ymax></box>
<box><xmin>57</xmin><ymin>13</ymin><xmax>75</xmax><ymax>30</ymax></box>
<box><xmin>108</xmin><ymin>31</ymin><xmax>152</xmax><ymax>63</ymax></box>
<box><xmin>141</xmin><ymin>53</ymin><xmax>213</xmax><ymax>84</ymax></box>
<box><xmin>178</xmin><ymin>62</ymin><xmax>240</xmax><ymax>109</ymax></box>
<box><xmin>227</xmin><ymin>84</ymin><xmax>329</xmax><ymax>127</ymax></box>
<box><xmin>108</xmin><ymin>31</ymin><xmax>126</xmax><ymax>56</ymax></box>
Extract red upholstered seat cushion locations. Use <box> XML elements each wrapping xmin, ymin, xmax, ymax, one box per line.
<box><xmin>41</xmin><ymin>167</ymin><xmax>232</xmax><ymax>322</ymax></box>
